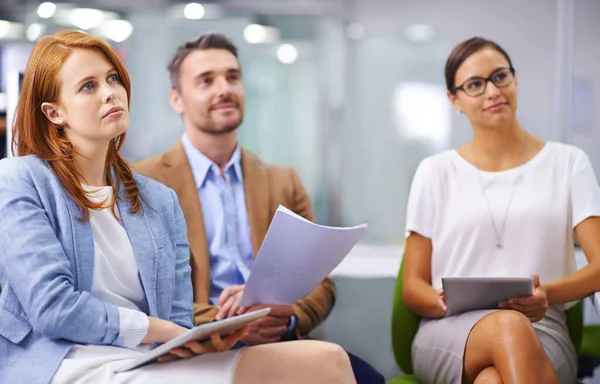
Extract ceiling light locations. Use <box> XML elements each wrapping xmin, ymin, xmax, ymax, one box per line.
<box><xmin>26</xmin><ymin>23</ymin><xmax>45</xmax><ymax>41</ymax></box>
<box><xmin>243</xmin><ymin>24</ymin><xmax>266</xmax><ymax>44</ymax></box>
<box><xmin>277</xmin><ymin>44</ymin><xmax>297</xmax><ymax>64</ymax></box>
<box><xmin>101</xmin><ymin>20</ymin><xmax>133</xmax><ymax>43</ymax></box>
<box><xmin>346</xmin><ymin>22</ymin><xmax>365</xmax><ymax>40</ymax></box>
<box><xmin>0</xmin><ymin>20</ymin><xmax>11</xmax><ymax>39</ymax></box>
<box><xmin>68</xmin><ymin>8</ymin><xmax>105</xmax><ymax>30</ymax></box>
<box><xmin>405</xmin><ymin>24</ymin><xmax>435</xmax><ymax>42</ymax></box>
<box><xmin>184</xmin><ymin>3</ymin><xmax>205</xmax><ymax>20</ymax></box>
<box><xmin>37</xmin><ymin>2</ymin><xmax>56</xmax><ymax>19</ymax></box>
<box><xmin>243</xmin><ymin>23</ymin><xmax>279</xmax><ymax>44</ymax></box>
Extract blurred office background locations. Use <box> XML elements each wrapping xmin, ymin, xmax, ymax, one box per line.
<box><xmin>0</xmin><ymin>0</ymin><xmax>599</xmax><ymax>381</ymax></box>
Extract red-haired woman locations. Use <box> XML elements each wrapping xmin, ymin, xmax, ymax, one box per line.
<box><xmin>0</xmin><ymin>30</ymin><xmax>355</xmax><ymax>384</ymax></box>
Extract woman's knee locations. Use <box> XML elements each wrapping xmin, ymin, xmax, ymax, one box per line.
<box><xmin>484</xmin><ymin>310</ymin><xmax>536</xmax><ymax>338</ymax></box>
<box><xmin>235</xmin><ymin>340</ymin><xmax>353</xmax><ymax>384</ymax></box>
<box><xmin>464</xmin><ymin>311</ymin><xmax>542</xmax><ymax>381</ymax></box>
<box><xmin>290</xmin><ymin>340</ymin><xmax>353</xmax><ymax>382</ymax></box>
<box><xmin>301</xmin><ymin>340</ymin><xmax>350</xmax><ymax>365</ymax></box>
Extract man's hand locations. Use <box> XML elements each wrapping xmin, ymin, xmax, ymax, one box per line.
<box><xmin>241</xmin><ymin>304</ymin><xmax>296</xmax><ymax>346</ymax></box>
<box><xmin>215</xmin><ymin>286</ymin><xmax>297</xmax><ymax>345</ymax></box>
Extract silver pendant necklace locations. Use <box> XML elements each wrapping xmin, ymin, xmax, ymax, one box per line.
<box><xmin>471</xmin><ymin>135</ymin><xmax>528</xmax><ymax>249</ymax></box>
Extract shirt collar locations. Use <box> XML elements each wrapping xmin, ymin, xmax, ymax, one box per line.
<box><xmin>181</xmin><ymin>133</ymin><xmax>243</xmax><ymax>189</ymax></box>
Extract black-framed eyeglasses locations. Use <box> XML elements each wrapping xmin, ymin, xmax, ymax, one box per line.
<box><xmin>452</xmin><ymin>67</ymin><xmax>515</xmax><ymax>97</ymax></box>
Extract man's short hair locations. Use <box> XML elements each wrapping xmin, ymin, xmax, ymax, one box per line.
<box><xmin>167</xmin><ymin>33</ymin><xmax>238</xmax><ymax>90</ymax></box>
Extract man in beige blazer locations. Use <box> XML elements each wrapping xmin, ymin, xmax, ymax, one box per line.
<box><xmin>135</xmin><ymin>144</ymin><xmax>335</xmax><ymax>339</ymax></box>
<box><xmin>133</xmin><ymin>33</ymin><xmax>334</xmax><ymax>343</ymax></box>
<box><xmin>134</xmin><ymin>33</ymin><xmax>384</xmax><ymax>383</ymax></box>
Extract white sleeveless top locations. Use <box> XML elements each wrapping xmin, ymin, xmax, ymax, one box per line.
<box><xmin>405</xmin><ymin>142</ymin><xmax>600</xmax><ymax>291</ymax></box>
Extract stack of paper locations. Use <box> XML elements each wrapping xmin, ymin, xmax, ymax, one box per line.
<box><xmin>240</xmin><ymin>205</ymin><xmax>367</xmax><ymax>307</ymax></box>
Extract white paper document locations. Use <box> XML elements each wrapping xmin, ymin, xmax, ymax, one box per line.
<box><xmin>240</xmin><ymin>205</ymin><xmax>367</xmax><ymax>307</ymax></box>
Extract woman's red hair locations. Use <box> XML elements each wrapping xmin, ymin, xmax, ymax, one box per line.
<box><xmin>13</xmin><ymin>30</ymin><xmax>141</xmax><ymax>220</ymax></box>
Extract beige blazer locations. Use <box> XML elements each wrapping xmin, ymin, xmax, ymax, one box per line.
<box><xmin>133</xmin><ymin>141</ymin><xmax>335</xmax><ymax>333</ymax></box>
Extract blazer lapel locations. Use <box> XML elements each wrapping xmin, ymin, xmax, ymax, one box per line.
<box><xmin>161</xmin><ymin>142</ymin><xmax>211</xmax><ymax>303</ymax></box>
<box><xmin>241</xmin><ymin>149</ymin><xmax>271</xmax><ymax>258</ymax></box>
<box><xmin>64</xmin><ymin>195</ymin><xmax>94</xmax><ymax>293</ymax></box>
<box><xmin>117</xmin><ymin>193</ymin><xmax>158</xmax><ymax>315</ymax></box>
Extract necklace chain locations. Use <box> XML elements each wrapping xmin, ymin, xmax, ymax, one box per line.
<box><xmin>471</xmin><ymin>134</ymin><xmax>529</xmax><ymax>249</ymax></box>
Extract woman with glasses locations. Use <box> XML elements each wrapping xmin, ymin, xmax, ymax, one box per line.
<box><xmin>402</xmin><ymin>37</ymin><xmax>600</xmax><ymax>383</ymax></box>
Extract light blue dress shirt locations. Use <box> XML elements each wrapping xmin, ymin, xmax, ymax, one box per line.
<box><xmin>181</xmin><ymin>133</ymin><xmax>255</xmax><ymax>305</ymax></box>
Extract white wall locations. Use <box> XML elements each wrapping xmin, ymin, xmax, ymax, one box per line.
<box><xmin>570</xmin><ymin>0</ymin><xmax>600</xmax><ymax>173</ymax></box>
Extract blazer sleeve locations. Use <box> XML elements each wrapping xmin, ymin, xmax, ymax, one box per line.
<box><xmin>168</xmin><ymin>189</ymin><xmax>195</xmax><ymax>329</ymax></box>
<box><xmin>0</xmin><ymin>160</ymin><xmax>122</xmax><ymax>346</ymax></box>
<box><xmin>287</xmin><ymin>168</ymin><xmax>337</xmax><ymax>334</ymax></box>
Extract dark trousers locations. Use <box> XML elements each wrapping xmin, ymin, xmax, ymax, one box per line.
<box><xmin>347</xmin><ymin>351</ymin><xmax>385</xmax><ymax>384</ymax></box>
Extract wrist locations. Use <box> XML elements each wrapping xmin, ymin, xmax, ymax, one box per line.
<box><xmin>171</xmin><ymin>322</ymin><xmax>187</xmax><ymax>338</ymax></box>
<box><xmin>431</xmin><ymin>291</ymin><xmax>446</xmax><ymax>318</ymax></box>
<box><xmin>540</xmin><ymin>283</ymin><xmax>551</xmax><ymax>303</ymax></box>
<box><xmin>431</xmin><ymin>304</ymin><xmax>446</xmax><ymax>319</ymax></box>
<box><xmin>157</xmin><ymin>318</ymin><xmax>186</xmax><ymax>342</ymax></box>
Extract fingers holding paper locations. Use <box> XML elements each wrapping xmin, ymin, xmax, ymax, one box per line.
<box><xmin>218</xmin><ymin>285</ymin><xmax>243</xmax><ymax>306</ymax></box>
<box><xmin>157</xmin><ymin>326</ymin><xmax>249</xmax><ymax>362</ymax></box>
<box><xmin>216</xmin><ymin>285</ymin><xmax>247</xmax><ymax>320</ymax></box>
<box><xmin>498</xmin><ymin>274</ymin><xmax>548</xmax><ymax>322</ymax></box>
<box><xmin>217</xmin><ymin>283</ymin><xmax>294</xmax><ymax>318</ymax></box>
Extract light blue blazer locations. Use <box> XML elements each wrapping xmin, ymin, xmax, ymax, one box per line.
<box><xmin>0</xmin><ymin>155</ymin><xmax>194</xmax><ymax>384</ymax></box>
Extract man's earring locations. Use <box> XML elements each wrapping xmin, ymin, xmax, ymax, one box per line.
<box><xmin>455</xmin><ymin>110</ymin><xmax>462</xmax><ymax>115</ymax></box>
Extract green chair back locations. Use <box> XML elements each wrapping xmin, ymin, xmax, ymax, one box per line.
<box><xmin>566</xmin><ymin>300</ymin><xmax>583</xmax><ymax>353</ymax></box>
<box><xmin>390</xmin><ymin>259</ymin><xmax>421</xmax><ymax>375</ymax></box>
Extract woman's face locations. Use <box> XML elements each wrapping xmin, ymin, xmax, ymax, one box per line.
<box><xmin>448</xmin><ymin>48</ymin><xmax>518</xmax><ymax>128</ymax></box>
<box><xmin>42</xmin><ymin>48</ymin><xmax>128</xmax><ymax>152</ymax></box>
